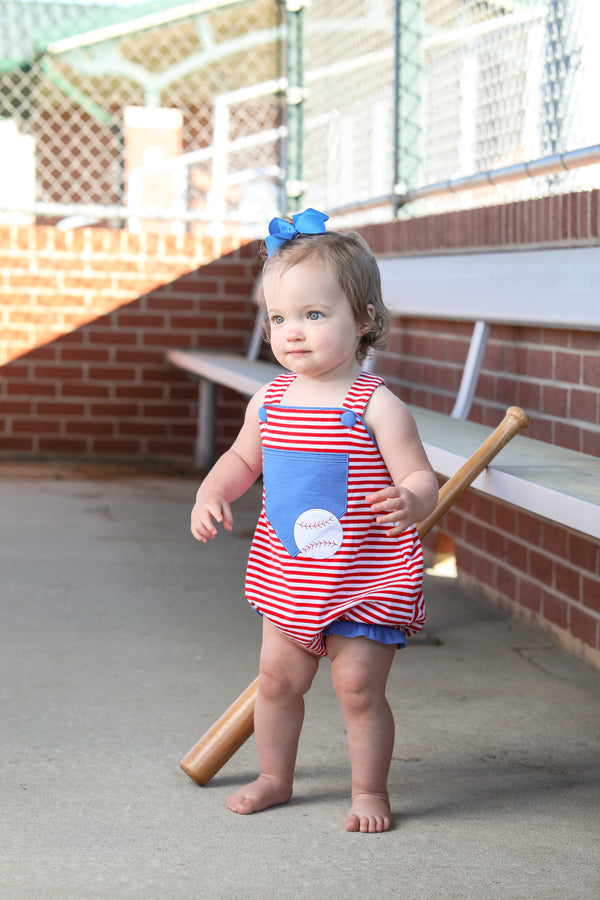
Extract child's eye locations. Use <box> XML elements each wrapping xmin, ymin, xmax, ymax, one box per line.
<box><xmin>271</xmin><ymin>315</ymin><xmax>284</xmax><ymax>325</ymax></box>
<box><xmin>307</xmin><ymin>311</ymin><xmax>323</xmax><ymax>320</ymax></box>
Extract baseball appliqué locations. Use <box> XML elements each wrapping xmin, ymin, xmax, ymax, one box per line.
<box><xmin>294</xmin><ymin>508</ymin><xmax>343</xmax><ymax>559</ymax></box>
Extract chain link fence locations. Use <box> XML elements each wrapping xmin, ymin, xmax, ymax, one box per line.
<box><xmin>404</xmin><ymin>0</ymin><xmax>600</xmax><ymax>218</ymax></box>
<box><xmin>302</xmin><ymin>1</ymin><xmax>397</xmax><ymax>216</ymax></box>
<box><xmin>0</xmin><ymin>0</ymin><xmax>285</xmax><ymax>233</ymax></box>
<box><xmin>1</xmin><ymin>0</ymin><xmax>599</xmax><ymax>231</ymax></box>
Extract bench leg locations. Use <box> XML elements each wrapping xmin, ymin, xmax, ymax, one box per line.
<box><xmin>451</xmin><ymin>320</ymin><xmax>490</xmax><ymax>420</ymax></box>
<box><xmin>195</xmin><ymin>379</ymin><xmax>216</xmax><ymax>468</ymax></box>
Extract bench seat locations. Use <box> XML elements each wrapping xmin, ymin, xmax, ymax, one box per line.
<box><xmin>410</xmin><ymin>406</ymin><xmax>600</xmax><ymax>539</ymax></box>
<box><xmin>166</xmin><ymin>349</ymin><xmax>283</xmax><ymax>398</ymax></box>
<box><xmin>167</xmin><ymin>347</ymin><xmax>600</xmax><ymax>539</ymax></box>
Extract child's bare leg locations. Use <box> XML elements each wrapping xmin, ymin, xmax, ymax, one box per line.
<box><xmin>327</xmin><ymin>634</ymin><xmax>396</xmax><ymax>833</ymax></box>
<box><xmin>227</xmin><ymin>617</ymin><xmax>319</xmax><ymax>815</ymax></box>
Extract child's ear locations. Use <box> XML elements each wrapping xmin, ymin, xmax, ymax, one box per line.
<box><xmin>358</xmin><ymin>303</ymin><xmax>376</xmax><ymax>335</ymax></box>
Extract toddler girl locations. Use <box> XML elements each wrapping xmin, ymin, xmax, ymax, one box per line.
<box><xmin>191</xmin><ymin>209</ymin><xmax>438</xmax><ymax>832</ymax></box>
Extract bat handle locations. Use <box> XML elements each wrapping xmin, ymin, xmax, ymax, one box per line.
<box><xmin>180</xmin><ymin>677</ymin><xmax>259</xmax><ymax>785</ymax></box>
<box><xmin>417</xmin><ymin>406</ymin><xmax>529</xmax><ymax>539</ymax></box>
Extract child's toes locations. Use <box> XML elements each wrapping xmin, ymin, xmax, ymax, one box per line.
<box><xmin>345</xmin><ymin>813</ymin><xmax>360</xmax><ymax>832</ymax></box>
<box><xmin>345</xmin><ymin>793</ymin><xmax>392</xmax><ymax>833</ymax></box>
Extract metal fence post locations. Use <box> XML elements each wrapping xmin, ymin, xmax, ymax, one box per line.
<box><xmin>285</xmin><ymin>0</ymin><xmax>305</xmax><ymax>212</ymax></box>
<box><xmin>394</xmin><ymin>0</ymin><xmax>423</xmax><ymax>209</ymax></box>
<box><xmin>542</xmin><ymin>0</ymin><xmax>572</xmax><ymax>159</ymax></box>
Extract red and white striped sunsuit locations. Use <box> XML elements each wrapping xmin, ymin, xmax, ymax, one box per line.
<box><xmin>245</xmin><ymin>371</ymin><xmax>426</xmax><ymax>657</ymax></box>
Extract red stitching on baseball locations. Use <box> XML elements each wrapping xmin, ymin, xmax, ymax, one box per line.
<box><xmin>300</xmin><ymin>539</ymin><xmax>338</xmax><ymax>554</ymax></box>
<box><xmin>297</xmin><ymin>515</ymin><xmax>335</xmax><ymax>531</ymax></box>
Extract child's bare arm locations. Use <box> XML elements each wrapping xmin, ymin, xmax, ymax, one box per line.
<box><xmin>191</xmin><ymin>388</ymin><xmax>265</xmax><ymax>542</ymax></box>
<box><xmin>364</xmin><ymin>387</ymin><xmax>439</xmax><ymax>536</ymax></box>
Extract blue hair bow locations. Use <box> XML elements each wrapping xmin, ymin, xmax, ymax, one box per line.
<box><xmin>265</xmin><ymin>208</ymin><xmax>329</xmax><ymax>257</ymax></box>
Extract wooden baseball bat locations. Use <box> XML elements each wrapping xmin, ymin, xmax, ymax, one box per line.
<box><xmin>181</xmin><ymin>405</ymin><xmax>530</xmax><ymax>785</ymax></box>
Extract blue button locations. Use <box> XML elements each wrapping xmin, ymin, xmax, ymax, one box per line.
<box><xmin>258</xmin><ymin>406</ymin><xmax>268</xmax><ymax>423</ymax></box>
<box><xmin>340</xmin><ymin>410</ymin><xmax>358</xmax><ymax>428</ymax></box>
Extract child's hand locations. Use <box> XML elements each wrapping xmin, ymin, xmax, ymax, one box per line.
<box><xmin>191</xmin><ymin>493</ymin><xmax>233</xmax><ymax>543</ymax></box>
<box><xmin>366</xmin><ymin>486</ymin><xmax>419</xmax><ymax>536</ymax></box>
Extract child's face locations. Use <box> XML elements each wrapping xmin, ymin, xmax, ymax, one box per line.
<box><xmin>262</xmin><ymin>259</ymin><xmax>370</xmax><ymax>380</ymax></box>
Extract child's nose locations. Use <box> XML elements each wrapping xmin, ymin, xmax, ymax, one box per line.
<box><xmin>286</xmin><ymin>321</ymin><xmax>305</xmax><ymax>339</ymax></box>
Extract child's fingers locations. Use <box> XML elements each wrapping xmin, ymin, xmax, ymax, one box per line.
<box><xmin>378</xmin><ymin>511</ymin><xmax>409</xmax><ymax>532</ymax></box>
<box><xmin>365</xmin><ymin>489</ymin><xmax>413</xmax><ymax>534</ymax></box>
<box><xmin>367</xmin><ymin>491</ymin><xmax>405</xmax><ymax>517</ymax></box>
<box><xmin>373</xmin><ymin>505</ymin><xmax>411</xmax><ymax>536</ymax></box>
<box><xmin>385</xmin><ymin>522</ymin><xmax>410</xmax><ymax>537</ymax></box>
<box><xmin>191</xmin><ymin>518</ymin><xmax>216</xmax><ymax>542</ymax></box>
<box><xmin>220</xmin><ymin>502</ymin><xmax>234</xmax><ymax>532</ymax></box>
<box><xmin>365</xmin><ymin>487</ymin><xmax>391</xmax><ymax>505</ymax></box>
<box><xmin>365</xmin><ymin>487</ymin><xmax>398</xmax><ymax>511</ymax></box>
<box><xmin>191</xmin><ymin>508</ymin><xmax>218</xmax><ymax>541</ymax></box>
<box><xmin>376</xmin><ymin>507</ymin><xmax>406</xmax><ymax>523</ymax></box>
<box><xmin>191</xmin><ymin>500</ymin><xmax>233</xmax><ymax>541</ymax></box>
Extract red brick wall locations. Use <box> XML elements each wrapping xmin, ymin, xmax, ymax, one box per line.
<box><xmin>376</xmin><ymin>320</ymin><xmax>599</xmax><ymax>456</ymax></box>
<box><xmin>360</xmin><ymin>191</ymin><xmax>600</xmax><ymax>668</ymax></box>
<box><xmin>442</xmin><ymin>492</ymin><xmax>600</xmax><ymax>666</ymax></box>
<box><xmin>0</xmin><ymin>190</ymin><xmax>598</xmax><ymax>667</ymax></box>
<box><xmin>0</xmin><ymin>225</ymin><xmax>257</xmax><ymax>459</ymax></box>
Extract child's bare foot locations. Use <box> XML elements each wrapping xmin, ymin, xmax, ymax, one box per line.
<box><xmin>345</xmin><ymin>790</ymin><xmax>391</xmax><ymax>833</ymax></box>
<box><xmin>226</xmin><ymin>774</ymin><xmax>292</xmax><ymax>815</ymax></box>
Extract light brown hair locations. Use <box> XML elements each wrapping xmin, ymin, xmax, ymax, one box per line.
<box><xmin>257</xmin><ymin>229</ymin><xmax>390</xmax><ymax>361</ymax></box>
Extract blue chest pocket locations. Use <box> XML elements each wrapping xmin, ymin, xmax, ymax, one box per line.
<box><xmin>262</xmin><ymin>447</ymin><xmax>349</xmax><ymax>557</ymax></box>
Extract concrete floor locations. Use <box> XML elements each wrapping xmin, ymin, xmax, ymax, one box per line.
<box><xmin>1</xmin><ymin>470</ymin><xmax>599</xmax><ymax>899</ymax></box>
